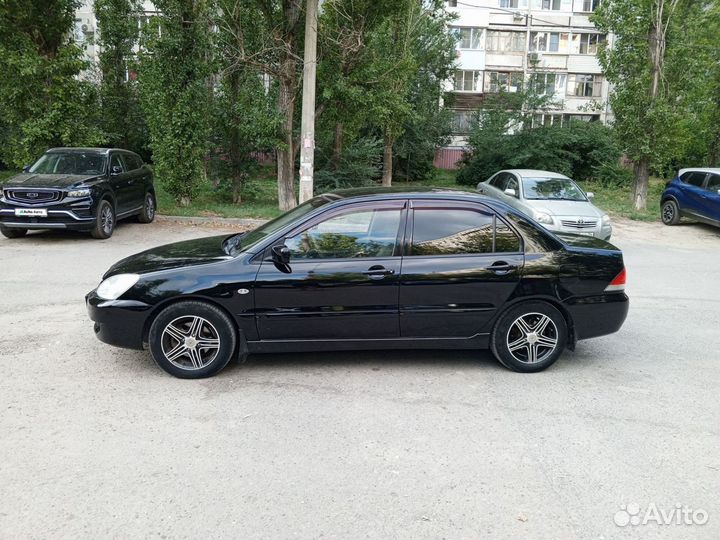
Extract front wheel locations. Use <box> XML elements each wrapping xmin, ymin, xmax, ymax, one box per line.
<box><xmin>661</xmin><ymin>200</ymin><xmax>680</xmax><ymax>225</ymax></box>
<box><xmin>91</xmin><ymin>199</ymin><xmax>116</xmax><ymax>239</ymax></box>
<box><xmin>148</xmin><ymin>301</ymin><xmax>238</xmax><ymax>379</ymax></box>
<box><xmin>490</xmin><ymin>301</ymin><xmax>568</xmax><ymax>373</ymax></box>
<box><xmin>1</xmin><ymin>226</ymin><xmax>27</xmax><ymax>239</ymax></box>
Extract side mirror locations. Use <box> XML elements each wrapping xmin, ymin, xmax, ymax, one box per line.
<box><xmin>110</xmin><ymin>165</ymin><xmax>122</xmax><ymax>175</ymax></box>
<box><xmin>504</xmin><ymin>188</ymin><xmax>517</xmax><ymax>197</ymax></box>
<box><xmin>22</xmin><ymin>165</ymin><xmax>30</xmax><ymax>173</ymax></box>
<box><xmin>586</xmin><ymin>191</ymin><xmax>595</xmax><ymax>200</ymax></box>
<box><xmin>271</xmin><ymin>244</ymin><xmax>291</xmax><ymax>265</ymax></box>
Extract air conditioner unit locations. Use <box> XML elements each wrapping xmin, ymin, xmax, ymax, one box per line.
<box><xmin>528</xmin><ymin>52</ymin><xmax>541</xmax><ymax>64</ymax></box>
<box><xmin>81</xmin><ymin>23</ymin><xmax>94</xmax><ymax>34</ymax></box>
<box><xmin>513</xmin><ymin>11</ymin><xmax>525</xmax><ymax>21</ymax></box>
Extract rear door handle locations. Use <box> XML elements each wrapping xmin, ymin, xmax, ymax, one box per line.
<box><xmin>363</xmin><ymin>265</ymin><xmax>395</xmax><ymax>279</ymax></box>
<box><xmin>486</xmin><ymin>261</ymin><xmax>517</xmax><ymax>274</ymax></box>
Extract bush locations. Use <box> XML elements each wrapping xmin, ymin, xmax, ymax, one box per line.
<box><xmin>314</xmin><ymin>137</ymin><xmax>383</xmax><ymax>192</ymax></box>
<box><xmin>456</xmin><ymin>115</ymin><xmax>621</xmax><ymax>186</ymax></box>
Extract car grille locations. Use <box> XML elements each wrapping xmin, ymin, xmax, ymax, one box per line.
<box><xmin>561</xmin><ymin>219</ymin><xmax>597</xmax><ymax>229</ymax></box>
<box><xmin>3</xmin><ymin>189</ymin><xmax>63</xmax><ymax>205</ymax></box>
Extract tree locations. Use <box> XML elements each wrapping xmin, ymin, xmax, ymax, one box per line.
<box><xmin>594</xmin><ymin>0</ymin><xmax>690</xmax><ymax>210</ymax></box>
<box><xmin>95</xmin><ymin>0</ymin><xmax>148</xmax><ymax>155</ymax></box>
<box><xmin>217</xmin><ymin>0</ymin><xmax>304</xmax><ymax>211</ymax></box>
<box><xmin>138</xmin><ymin>0</ymin><xmax>213</xmax><ymax>206</ymax></box>
<box><xmin>0</xmin><ymin>0</ymin><xmax>104</xmax><ymax>168</ymax></box>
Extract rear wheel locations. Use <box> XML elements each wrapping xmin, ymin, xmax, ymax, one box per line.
<box><xmin>137</xmin><ymin>191</ymin><xmax>156</xmax><ymax>224</ymax></box>
<box><xmin>91</xmin><ymin>199</ymin><xmax>115</xmax><ymax>239</ymax></box>
<box><xmin>1</xmin><ymin>226</ymin><xmax>27</xmax><ymax>239</ymax></box>
<box><xmin>148</xmin><ymin>301</ymin><xmax>237</xmax><ymax>379</ymax></box>
<box><xmin>661</xmin><ymin>200</ymin><xmax>680</xmax><ymax>225</ymax></box>
<box><xmin>490</xmin><ymin>301</ymin><xmax>567</xmax><ymax>373</ymax></box>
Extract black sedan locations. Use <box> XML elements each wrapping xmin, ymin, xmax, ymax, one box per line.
<box><xmin>0</xmin><ymin>147</ymin><xmax>155</xmax><ymax>239</ymax></box>
<box><xmin>86</xmin><ymin>188</ymin><xmax>628</xmax><ymax>378</ymax></box>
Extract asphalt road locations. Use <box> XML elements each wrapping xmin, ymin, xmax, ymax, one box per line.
<box><xmin>1</xmin><ymin>217</ymin><xmax>719</xmax><ymax>540</ymax></box>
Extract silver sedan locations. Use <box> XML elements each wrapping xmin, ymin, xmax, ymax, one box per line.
<box><xmin>477</xmin><ymin>169</ymin><xmax>612</xmax><ymax>240</ymax></box>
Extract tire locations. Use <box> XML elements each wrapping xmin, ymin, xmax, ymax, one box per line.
<box><xmin>1</xmin><ymin>226</ymin><xmax>27</xmax><ymax>239</ymax></box>
<box><xmin>148</xmin><ymin>301</ymin><xmax>238</xmax><ymax>379</ymax></box>
<box><xmin>91</xmin><ymin>199</ymin><xmax>116</xmax><ymax>239</ymax></box>
<box><xmin>490</xmin><ymin>301</ymin><xmax>568</xmax><ymax>373</ymax></box>
<box><xmin>137</xmin><ymin>191</ymin><xmax>156</xmax><ymax>224</ymax></box>
<box><xmin>661</xmin><ymin>199</ymin><xmax>680</xmax><ymax>225</ymax></box>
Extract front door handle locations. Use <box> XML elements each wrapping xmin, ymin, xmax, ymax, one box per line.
<box><xmin>363</xmin><ymin>265</ymin><xmax>395</xmax><ymax>279</ymax></box>
<box><xmin>486</xmin><ymin>261</ymin><xmax>517</xmax><ymax>274</ymax></box>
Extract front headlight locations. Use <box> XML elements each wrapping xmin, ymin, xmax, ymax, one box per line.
<box><xmin>67</xmin><ymin>188</ymin><xmax>91</xmax><ymax>198</ymax></box>
<box><xmin>96</xmin><ymin>273</ymin><xmax>139</xmax><ymax>300</ymax></box>
<box><xmin>602</xmin><ymin>214</ymin><xmax>611</xmax><ymax>225</ymax></box>
<box><xmin>534</xmin><ymin>212</ymin><xmax>554</xmax><ymax>225</ymax></box>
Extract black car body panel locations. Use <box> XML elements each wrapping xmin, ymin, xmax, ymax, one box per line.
<box><xmin>0</xmin><ymin>147</ymin><xmax>153</xmax><ymax>232</ymax></box>
<box><xmin>87</xmin><ymin>188</ymin><xmax>629</xmax><ymax>360</ymax></box>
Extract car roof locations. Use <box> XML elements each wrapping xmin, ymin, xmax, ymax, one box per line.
<box><xmin>678</xmin><ymin>168</ymin><xmax>720</xmax><ymax>176</ymax></box>
<box><xmin>500</xmin><ymin>169</ymin><xmax>570</xmax><ymax>179</ymax></box>
<box><xmin>45</xmin><ymin>147</ymin><xmax>135</xmax><ymax>155</ymax></box>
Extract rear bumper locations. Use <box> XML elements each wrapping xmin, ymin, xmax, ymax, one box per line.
<box><xmin>566</xmin><ymin>292</ymin><xmax>629</xmax><ymax>340</ymax></box>
<box><xmin>86</xmin><ymin>290</ymin><xmax>152</xmax><ymax>350</ymax></box>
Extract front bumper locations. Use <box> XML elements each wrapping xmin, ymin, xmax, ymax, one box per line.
<box><xmin>566</xmin><ymin>292</ymin><xmax>629</xmax><ymax>341</ymax></box>
<box><xmin>0</xmin><ymin>198</ymin><xmax>96</xmax><ymax>231</ymax></box>
<box><xmin>86</xmin><ymin>290</ymin><xmax>152</xmax><ymax>350</ymax></box>
<box><xmin>545</xmin><ymin>222</ymin><xmax>612</xmax><ymax>240</ymax></box>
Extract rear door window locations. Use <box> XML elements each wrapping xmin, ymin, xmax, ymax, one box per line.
<box><xmin>682</xmin><ymin>171</ymin><xmax>707</xmax><ymax>187</ymax></box>
<box><xmin>410</xmin><ymin>207</ymin><xmax>521</xmax><ymax>256</ymax></box>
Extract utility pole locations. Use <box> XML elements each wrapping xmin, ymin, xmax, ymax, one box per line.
<box><xmin>298</xmin><ymin>0</ymin><xmax>319</xmax><ymax>203</ymax></box>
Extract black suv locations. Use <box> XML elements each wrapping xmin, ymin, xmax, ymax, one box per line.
<box><xmin>0</xmin><ymin>147</ymin><xmax>155</xmax><ymax>239</ymax></box>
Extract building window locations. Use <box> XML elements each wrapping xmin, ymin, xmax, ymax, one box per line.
<box><xmin>454</xmin><ymin>70</ymin><xmax>483</xmax><ymax>92</ymax></box>
<box><xmin>485</xmin><ymin>71</ymin><xmax>523</xmax><ymax>93</ymax></box>
<box><xmin>562</xmin><ymin>113</ymin><xmax>601</xmax><ymax>123</ymax></box>
<box><xmin>581</xmin><ymin>0</ymin><xmax>601</xmax><ymax>12</ymax></box>
<box><xmin>447</xmin><ymin>0</ymin><xmax>458</xmax><ymax>6</ymax></box>
<box><xmin>571</xmin><ymin>33</ymin><xmax>605</xmax><ymax>54</ymax></box>
<box><xmin>540</xmin><ymin>0</ymin><xmax>562</xmax><ymax>10</ymax></box>
<box><xmin>567</xmin><ymin>74</ymin><xmax>603</xmax><ymax>97</ymax></box>
<box><xmin>530</xmin><ymin>72</ymin><xmax>566</xmax><ymax>96</ymax></box>
<box><xmin>452</xmin><ymin>27</ymin><xmax>485</xmax><ymax>50</ymax></box>
<box><xmin>530</xmin><ymin>32</ymin><xmax>570</xmax><ymax>53</ymax></box>
<box><xmin>486</xmin><ymin>31</ymin><xmax>526</xmax><ymax>52</ymax></box>
<box><xmin>452</xmin><ymin>110</ymin><xmax>476</xmax><ymax>134</ymax></box>
<box><xmin>500</xmin><ymin>0</ymin><xmax>519</xmax><ymax>6</ymax></box>
<box><xmin>532</xmin><ymin>113</ymin><xmax>564</xmax><ymax>127</ymax></box>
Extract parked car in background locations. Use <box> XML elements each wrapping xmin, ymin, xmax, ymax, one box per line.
<box><xmin>660</xmin><ymin>168</ymin><xmax>720</xmax><ymax>227</ymax></box>
<box><xmin>87</xmin><ymin>187</ymin><xmax>628</xmax><ymax>379</ymax></box>
<box><xmin>0</xmin><ymin>147</ymin><xmax>155</xmax><ymax>239</ymax></box>
<box><xmin>477</xmin><ymin>169</ymin><xmax>612</xmax><ymax>240</ymax></box>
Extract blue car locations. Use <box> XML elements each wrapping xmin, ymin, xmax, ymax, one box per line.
<box><xmin>661</xmin><ymin>168</ymin><xmax>720</xmax><ymax>227</ymax></box>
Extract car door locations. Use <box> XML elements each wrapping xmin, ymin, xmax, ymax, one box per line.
<box><xmin>700</xmin><ymin>173</ymin><xmax>720</xmax><ymax>223</ymax></box>
<box><xmin>399</xmin><ymin>200</ymin><xmax>524</xmax><ymax>338</ymax></box>
<box><xmin>479</xmin><ymin>172</ymin><xmax>508</xmax><ymax>197</ymax></box>
<box><xmin>253</xmin><ymin>200</ymin><xmax>407</xmax><ymax>340</ymax></box>
<box><xmin>108</xmin><ymin>152</ymin><xmax>132</xmax><ymax>214</ymax></box>
<box><xmin>122</xmin><ymin>153</ymin><xmax>146</xmax><ymax>209</ymax></box>
<box><xmin>679</xmin><ymin>171</ymin><xmax>709</xmax><ymax>217</ymax></box>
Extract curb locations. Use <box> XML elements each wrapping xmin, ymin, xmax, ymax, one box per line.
<box><xmin>156</xmin><ymin>214</ymin><xmax>268</xmax><ymax>228</ymax></box>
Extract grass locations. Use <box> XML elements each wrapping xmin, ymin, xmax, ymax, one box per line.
<box><xmin>576</xmin><ymin>177</ymin><xmax>665</xmax><ymax>222</ymax></box>
<box><xmin>1</xmin><ymin>164</ymin><xmax>663</xmax><ymax>222</ymax></box>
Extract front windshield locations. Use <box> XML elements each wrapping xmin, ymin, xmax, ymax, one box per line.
<box><xmin>522</xmin><ymin>177</ymin><xmax>587</xmax><ymax>201</ymax></box>
<box><xmin>29</xmin><ymin>152</ymin><xmax>107</xmax><ymax>175</ymax></box>
<box><xmin>225</xmin><ymin>194</ymin><xmax>340</xmax><ymax>255</ymax></box>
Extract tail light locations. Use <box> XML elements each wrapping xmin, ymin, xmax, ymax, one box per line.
<box><xmin>604</xmin><ymin>267</ymin><xmax>626</xmax><ymax>292</ymax></box>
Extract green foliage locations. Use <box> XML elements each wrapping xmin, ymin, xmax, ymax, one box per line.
<box><xmin>95</xmin><ymin>0</ymin><xmax>149</xmax><ymax>156</ymax></box>
<box><xmin>0</xmin><ymin>0</ymin><xmax>104</xmax><ymax>167</ymax></box>
<box><xmin>314</xmin><ymin>137</ymin><xmax>383</xmax><ymax>191</ymax></box>
<box><xmin>138</xmin><ymin>0</ymin><xmax>213</xmax><ymax>205</ymax></box>
<box><xmin>457</xmin><ymin>116</ymin><xmax>620</xmax><ymax>186</ymax></box>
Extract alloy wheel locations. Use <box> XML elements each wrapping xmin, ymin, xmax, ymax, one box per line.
<box><xmin>146</xmin><ymin>194</ymin><xmax>155</xmax><ymax>220</ymax></box>
<box><xmin>506</xmin><ymin>312</ymin><xmax>559</xmax><ymax>364</ymax></box>
<box><xmin>662</xmin><ymin>202</ymin><xmax>674</xmax><ymax>223</ymax></box>
<box><xmin>101</xmin><ymin>205</ymin><xmax>114</xmax><ymax>235</ymax></box>
<box><xmin>161</xmin><ymin>315</ymin><xmax>221</xmax><ymax>370</ymax></box>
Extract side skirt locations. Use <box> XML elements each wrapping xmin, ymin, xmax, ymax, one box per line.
<box><xmin>246</xmin><ymin>334</ymin><xmax>490</xmax><ymax>354</ymax></box>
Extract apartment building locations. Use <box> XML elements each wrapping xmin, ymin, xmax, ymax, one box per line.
<box><xmin>438</xmin><ymin>0</ymin><xmax>611</xmax><ymax>166</ymax></box>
